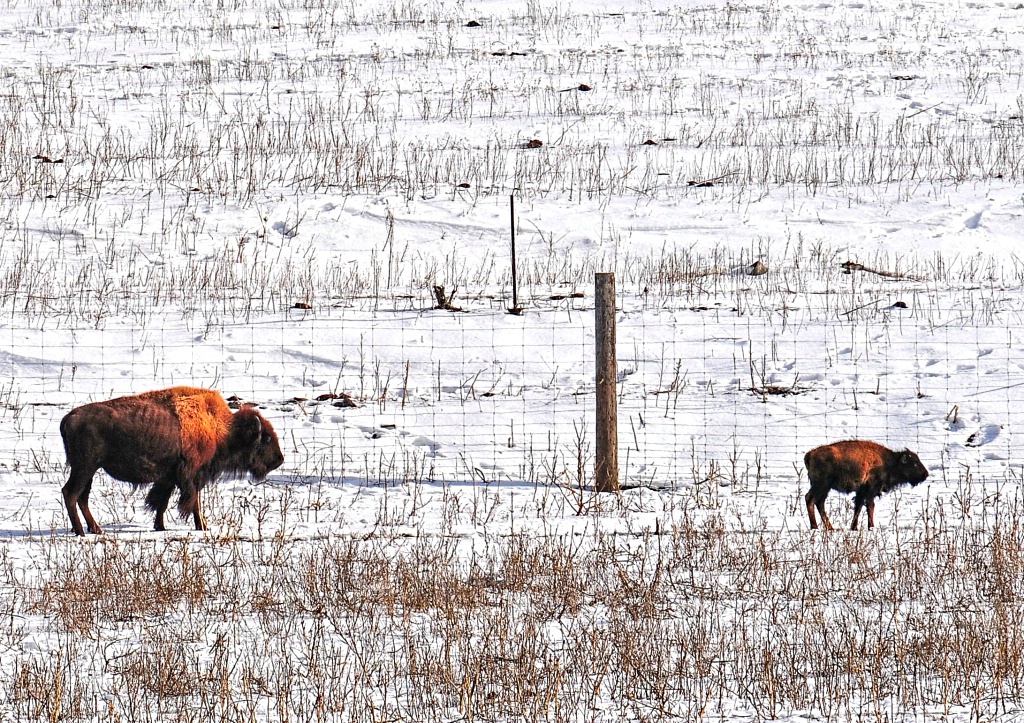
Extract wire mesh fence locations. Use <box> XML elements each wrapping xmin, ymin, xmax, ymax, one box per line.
<box><xmin>2</xmin><ymin>279</ymin><xmax>1020</xmax><ymax>502</ymax></box>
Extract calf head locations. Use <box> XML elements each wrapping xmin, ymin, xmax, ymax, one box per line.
<box><xmin>896</xmin><ymin>450</ymin><xmax>929</xmax><ymax>486</ymax></box>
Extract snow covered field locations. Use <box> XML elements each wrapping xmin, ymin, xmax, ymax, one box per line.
<box><xmin>1</xmin><ymin>0</ymin><xmax>1024</xmax><ymax>719</ymax></box>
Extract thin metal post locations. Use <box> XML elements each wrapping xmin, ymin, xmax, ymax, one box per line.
<box><xmin>510</xmin><ymin>194</ymin><xmax>519</xmax><ymax>311</ymax></box>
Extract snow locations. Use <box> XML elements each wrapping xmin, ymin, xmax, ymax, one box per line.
<box><xmin>1</xmin><ymin>0</ymin><xmax>1024</xmax><ymax>719</ymax></box>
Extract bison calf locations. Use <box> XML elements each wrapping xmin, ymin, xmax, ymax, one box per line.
<box><xmin>804</xmin><ymin>440</ymin><xmax>928</xmax><ymax>530</ymax></box>
<box><xmin>60</xmin><ymin>387</ymin><xmax>284</xmax><ymax>536</ymax></box>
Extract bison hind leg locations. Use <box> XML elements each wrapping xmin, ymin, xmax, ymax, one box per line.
<box><xmin>63</xmin><ymin>466</ymin><xmax>102</xmax><ymax>536</ymax></box>
<box><xmin>805</xmin><ymin>490</ymin><xmax>818</xmax><ymax>529</ymax></box>
<box><xmin>78</xmin><ymin>496</ymin><xmax>103</xmax><ymax>536</ymax></box>
<box><xmin>805</xmin><ymin>487</ymin><xmax>834</xmax><ymax>531</ymax></box>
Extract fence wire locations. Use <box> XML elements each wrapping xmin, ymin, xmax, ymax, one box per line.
<box><xmin>2</xmin><ymin>286</ymin><xmax>1020</xmax><ymax>501</ymax></box>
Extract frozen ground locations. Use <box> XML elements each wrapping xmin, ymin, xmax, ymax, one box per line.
<box><xmin>1</xmin><ymin>0</ymin><xmax>1024</xmax><ymax>720</ymax></box>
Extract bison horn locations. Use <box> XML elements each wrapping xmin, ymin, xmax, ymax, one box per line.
<box><xmin>236</xmin><ymin>408</ymin><xmax>263</xmax><ymax>443</ymax></box>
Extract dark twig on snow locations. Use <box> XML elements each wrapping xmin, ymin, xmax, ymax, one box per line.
<box><xmin>432</xmin><ymin>285</ymin><xmax>463</xmax><ymax>312</ymax></box>
<box><xmin>840</xmin><ymin>260</ymin><xmax>918</xmax><ymax>281</ymax></box>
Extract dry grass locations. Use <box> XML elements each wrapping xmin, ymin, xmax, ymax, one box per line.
<box><xmin>3</xmin><ymin>489</ymin><xmax>1024</xmax><ymax>721</ymax></box>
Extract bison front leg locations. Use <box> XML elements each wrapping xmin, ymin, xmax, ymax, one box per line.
<box><xmin>174</xmin><ymin>478</ymin><xmax>207</xmax><ymax>532</ymax></box>
<box><xmin>62</xmin><ymin>468</ymin><xmax>102</xmax><ymax>536</ymax></box>
<box><xmin>145</xmin><ymin>478</ymin><xmax>176</xmax><ymax>531</ymax></box>
<box><xmin>191</xmin><ymin>489</ymin><xmax>208</xmax><ymax>532</ymax></box>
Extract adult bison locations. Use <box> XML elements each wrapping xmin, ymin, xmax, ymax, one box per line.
<box><xmin>60</xmin><ymin>386</ymin><xmax>284</xmax><ymax>536</ymax></box>
<box><xmin>804</xmin><ymin>440</ymin><xmax>928</xmax><ymax>530</ymax></box>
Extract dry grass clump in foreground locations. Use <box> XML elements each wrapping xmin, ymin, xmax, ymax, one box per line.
<box><xmin>4</xmin><ymin>498</ymin><xmax>1024</xmax><ymax>722</ymax></box>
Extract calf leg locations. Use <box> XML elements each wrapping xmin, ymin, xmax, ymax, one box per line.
<box><xmin>805</xmin><ymin>490</ymin><xmax>819</xmax><ymax>529</ymax></box>
<box><xmin>817</xmin><ymin>499</ymin><xmax>834</xmax><ymax>531</ymax></box>
<box><xmin>852</xmin><ymin>492</ymin><xmax>876</xmax><ymax>530</ymax></box>
<box><xmin>806</xmin><ymin>489</ymin><xmax>834</xmax><ymax>531</ymax></box>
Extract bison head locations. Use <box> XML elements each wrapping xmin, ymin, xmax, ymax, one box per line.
<box><xmin>897</xmin><ymin>450</ymin><xmax>929</xmax><ymax>486</ymax></box>
<box><xmin>228</xmin><ymin>407</ymin><xmax>285</xmax><ymax>480</ymax></box>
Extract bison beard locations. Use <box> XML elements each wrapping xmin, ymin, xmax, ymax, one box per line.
<box><xmin>60</xmin><ymin>387</ymin><xmax>284</xmax><ymax>536</ymax></box>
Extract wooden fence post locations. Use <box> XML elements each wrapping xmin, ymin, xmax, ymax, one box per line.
<box><xmin>595</xmin><ymin>272</ymin><xmax>619</xmax><ymax>492</ymax></box>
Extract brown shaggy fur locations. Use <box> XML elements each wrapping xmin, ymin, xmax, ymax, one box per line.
<box><xmin>60</xmin><ymin>386</ymin><xmax>284</xmax><ymax>536</ymax></box>
<box><xmin>804</xmin><ymin>440</ymin><xmax>929</xmax><ymax>530</ymax></box>
<box><xmin>166</xmin><ymin>388</ymin><xmax>232</xmax><ymax>479</ymax></box>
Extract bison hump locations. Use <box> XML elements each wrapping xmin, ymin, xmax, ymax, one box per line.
<box><xmin>172</xmin><ymin>389</ymin><xmax>232</xmax><ymax>468</ymax></box>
